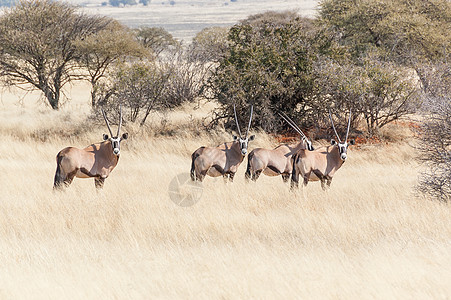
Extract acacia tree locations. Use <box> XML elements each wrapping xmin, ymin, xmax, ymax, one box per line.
<box><xmin>75</xmin><ymin>21</ymin><xmax>148</xmax><ymax>107</ymax></box>
<box><xmin>417</xmin><ymin>59</ymin><xmax>451</xmax><ymax>202</ymax></box>
<box><xmin>134</xmin><ymin>26</ymin><xmax>179</xmax><ymax>57</ymax></box>
<box><xmin>311</xmin><ymin>56</ymin><xmax>420</xmax><ymax>136</ymax></box>
<box><xmin>208</xmin><ymin>12</ymin><xmax>317</xmax><ymax>132</ymax></box>
<box><xmin>160</xmin><ymin>43</ymin><xmax>214</xmax><ymax>105</ymax></box>
<box><xmin>418</xmin><ymin>96</ymin><xmax>451</xmax><ymax>202</ymax></box>
<box><xmin>191</xmin><ymin>26</ymin><xmax>229</xmax><ymax>63</ymax></box>
<box><xmin>318</xmin><ymin>0</ymin><xmax>451</xmax><ymax>87</ymax></box>
<box><xmin>96</xmin><ymin>61</ymin><xmax>171</xmax><ymax>126</ymax></box>
<box><xmin>0</xmin><ymin>0</ymin><xmax>111</xmax><ymax>109</ymax></box>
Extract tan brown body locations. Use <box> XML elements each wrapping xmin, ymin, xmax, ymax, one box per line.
<box><xmin>291</xmin><ymin>145</ymin><xmax>345</xmax><ymax>190</ymax></box>
<box><xmin>246</xmin><ymin>141</ymin><xmax>310</xmax><ymax>182</ymax></box>
<box><xmin>191</xmin><ymin>141</ymin><xmax>245</xmax><ymax>182</ymax></box>
<box><xmin>291</xmin><ymin>109</ymin><xmax>355</xmax><ymax>190</ymax></box>
<box><xmin>54</xmin><ymin>107</ymin><xmax>127</xmax><ymax>190</ymax></box>
<box><xmin>190</xmin><ymin>105</ymin><xmax>254</xmax><ymax>183</ymax></box>
<box><xmin>55</xmin><ymin>141</ymin><xmax>120</xmax><ymax>188</ymax></box>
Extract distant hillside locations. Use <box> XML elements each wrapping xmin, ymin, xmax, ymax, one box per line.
<box><xmin>81</xmin><ymin>0</ymin><xmax>319</xmax><ymax>42</ymax></box>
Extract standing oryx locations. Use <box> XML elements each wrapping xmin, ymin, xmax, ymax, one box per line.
<box><xmin>53</xmin><ymin>107</ymin><xmax>128</xmax><ymax>190</ymax></box>
<box><xmin>190</xmin><ymin>105</ymin><xmax>255</xmax><ymax>182</ymax></box>
<box><xmin>291</xmin><ymin>109</ymin><xmax>355</xmax><ymax>190</ymax></box>
<box><xmin>245</xmin><ymin>113</ymin><xmax>314</xmax><ymax>182</ymax></box>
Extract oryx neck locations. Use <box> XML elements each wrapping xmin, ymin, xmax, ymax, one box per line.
<box><xmin>294</xmin><ymin>140</ymin><xmax>308</xmax><ymax>151</ymax></box>
<box><xmin>330</xmin><ymin>144</ymin><xmax>345</xmax><ymax>165</ymax></box>
<box><xmin>101</xmin><ymin>140</ymin><xmax>120</xmax><ymax>159</ymax></box>
<box><xmin>231</xmin><ymin>140</ymin><xmax>246</xmax><ymax>160</ymax></box>
<box><xmin>231</xmin><ymin>140</ymin><xmax>242</xmax><ymax>151</ymax></box>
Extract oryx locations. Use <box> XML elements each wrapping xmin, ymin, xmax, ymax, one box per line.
<box><xmin>291</xmin><ymin>109</ymin><xmax>355</xmax><ymax>190</ymax></box>
<box><xmin>190</xmin><ymin>105</ymin><xmax>255</xmax><ymax>182</ymax></box>
<box><xmin>245</xmin><ymin>112</ymin><xmax>314</xmax><ymax>182</ymax></box>
<box><xmin>53</xmin><ymin>107</ymin><xmax>128</xmax><ymax>190</ymax></box>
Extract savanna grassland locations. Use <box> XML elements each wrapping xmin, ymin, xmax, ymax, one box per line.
<box><xmin>1</xmin><ymin>84</ymin><xmax>451</xmax><ymax>299</ymax></box>
<box><xmin>83</xmin><ymin>0</ymin><xmax>318</xmax><ymax>42</ymax></box>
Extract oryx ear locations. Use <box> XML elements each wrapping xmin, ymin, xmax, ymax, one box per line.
<box><xmin>122</xmin><ymin>133</ymin><xmax>128</xmax><ymax>140</ymax></box>
<box><xmin>249</xmin><ymin>135</ymin><xmax>255</xmax><ymax>141</ymax></box>
<box><xmin>103</xmin><ymin>134</ymin><xmax>109</xmax><ymax>141</ymax></box>
<box><xmin>331</xmin><ymin>139</ymin><xmax>337</xmax><ymax>145</ymax></box>
<box><xmin>233</xmin><ymin>135</ymin><xmax>238</xmax><ymax>141</ymax></box>
<box><xmin>349</xmin><ymin>139</ymin><xmax>355</xmax><ymax>145</ymax></box>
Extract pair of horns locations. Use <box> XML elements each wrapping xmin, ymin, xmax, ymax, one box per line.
<box><xmin>233</xmin><ymin>104</ymin><xmax>253</xmax><ymax>138</ymax></box>
<box><xmin>101</xmin><ymin>105</ymin><xmax>123</xmax><ymax>137</ymax></box>
<box><xmin>329</xmin><ymin>109</ymin><xmax>352</xmax><ymax>143</ymax></box>
<box><xmin>278</xmin><ymin>112</ymin><xmax>308</xmax><ymax>140</ymax></box>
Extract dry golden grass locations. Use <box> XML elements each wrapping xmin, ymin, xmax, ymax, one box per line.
<box><xmin>1</xmin><ymin>84</ymin><xmax>450</xmax><ymax>299</ymax></box>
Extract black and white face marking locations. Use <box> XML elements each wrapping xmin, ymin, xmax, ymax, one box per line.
<box><xmin>234</xmin><ymin>135</ymin><xmax>255</xmax><ymax>156</ymax></box>
<box><xmin>303</xmin><ymin>137</ymin><xmax>315</xmax><ymax>151</ymax></box>
<box><xmin>338</xmin><ymin>142</ymin><xmax>348</xmax><ymax>161</ymax></box>
<box><xmin>104</xmin><ymin>133</ymin><xmax>128</xmax><ymax>156</ymax></box>
<box><xmin>331</xmin><ymin>139</ymin><xmax>355</xmax><ymax>161</ymax></box>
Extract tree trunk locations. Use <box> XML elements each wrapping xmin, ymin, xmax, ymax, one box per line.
<box><xmin>48</xmin><ymin>94</ymin><xmax>59</xmax><ymax>110</ymax></box>
<box><xmin>91</xmin><ymin>82</ymin><xmax>97</xmax><ymax>107</ymax></box>
<box><xmin>42</xmin><ymin>85</ymin><xmax>59</xmax><ymax>110</ymax></box>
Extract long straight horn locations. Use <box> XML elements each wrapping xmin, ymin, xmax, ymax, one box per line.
<box><xmin>246</xmin><ymin>105</ymin><xmax>253</xmax><ymax>138</ymax></box>
<box><xmin>345</xmin><ymin>109</ymin><xmax>352</xmax><ymax>142</ymax></box>
<box><xmin>282</xmin><ymin>112</ymin><xmax>307</xmax><ymax>139</ymax></box>
<box><xmin>101</xmin><ymin>108</ymin><xmax>114</xmax><ymax>137</ymax></box>
<box><xmin>233</xmin><ymin>104</ymin><xmax>242</xmax><ymax>137</ymax></box>
<box><xmin>278</xmin><ymin>112</ymin><xmax>307</xmax><ymax>139</ymax></box>
<box><xmin>329</xmin><ymin>109</ymin><xmax>342</xmax><ymax>143</ymax></box>
<box><xmin>117</xmin><ymin>105</ymin><xmax>123</xmax><ymax>137</ymax></box>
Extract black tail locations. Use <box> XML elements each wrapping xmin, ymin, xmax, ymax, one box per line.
<box><xmin>190</xmin><ymin>149</ymin><xmax>202</xmax><ymax>181</ymax></box>
<box><xmin>245</xmin><ymin>151</ymin><xmax>253</xmax><ymax>181</ymax></box>
<box><xmin>53</xmin><ymin>155</ymin><xmax>65</xmax><ymax>190</ymax></box>
<box><xmin>290</xmin><ymin>153</ymin><xmax>299</xmax><ymax>189</ymax></box>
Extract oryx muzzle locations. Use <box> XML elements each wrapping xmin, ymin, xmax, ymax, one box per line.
<box><xmin>245</xmin><ymin>112</ymin><xmax>314</xmax><ymax>183</ymax></box>
<box><xmin>53</xmin><ymin>106</ymin><xmax>128</xmax><ymax>190</ymax></box>
<box><xmin>190</xmin><ymin>105</ymin><xmax>255</xmax><ymax>182</ymax></box>
<box><xmin>291</xmin><ymin>109</ymin><xmax>355</xmax><ymax>191</ymax></box>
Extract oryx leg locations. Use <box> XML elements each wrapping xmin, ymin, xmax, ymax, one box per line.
<box><xmin>303</xmin><ymin>171</ymin><xmax>311</xmax><ymax>187</ymax></box>
<box><xmin>312</xmin><ymin>170</ymin><xmax>328</xmax><ymax>191</ymax></box>
<box><xmin>245</xmin><ymin>172</ymin><xmax>251</xmax><ymax>182</ymax></box>
<box><xmin>252</xmin><ymin>170</ymin><xmax>261</xmax><ymax>182</ymax></box>
<box><xmin>320</xmin><ymin>179</ymin><xmax>326</xmax><ymax>191</ymax></box>
<box><xmin>53</xmin><ymin>157</ymin><xmax>76</xmax><ymax>190</ymax></box>
<box><xmin>194</xmin><ymin>167</ymin><xmax>207</xmax><ymax>182</ymax></box>
<box><xmin>223</xmin><ymin>173</ymin><xmax>229</xmax><ymax>183</ymax></box>
<box><xmin>196</xmin><ymin>171</ymin><xmax>206</xmax><ymax>182</ymax></box>
<box><xmin>281</xmin><ymin>173</ymin><xmax>290</xmax><ymax>183</ymax></box>
<box><xmin>59</xmin><ymin>170</ymin><xmax>77</xmax><ymax>189</ymax></box>
<box><xmin>229</xmin><ymin>172</ymin><xmax>235</xmax><ymax>182</ymax></box>
<box><xmin>53</xmin><ymin>173</ymin><xmax>67</xmax><ymax>190</ymax></box>
<box><xmin>222</xmin><ymin>172</ymin><xmax>235</xmax><ymax>182</ymax></box>
<box><xmin>302</xmin><ymin>172</ymin><xmax>310</xmax><ymax>201</ymax></box>
<box><xmin>326</xmin><ymin>175</ymin><xmax>332</xmax><ymax>189</ymax></box>
<box><xmin>291</xmin><ymin>169</ymin><xmax>299</xmax><ymax>190</ymax></box>
<box><xmin>245</xmin><ymin>160</ymin><xmax>252</xmax><ymax>182</ymax></box>
<box><xmin>95</xmin><ymin>177</ymin><xmax>105</xmax><ymax>189</ymax></box>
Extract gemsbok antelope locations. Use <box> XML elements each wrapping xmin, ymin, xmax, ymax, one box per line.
<box><xmin>190</xmin><ymin>105</ymin><xmax>255</xmax><ymax>182</ymax></box>
<box><xmin>245</xmin><ymin>112</ymin><xmax>314</xmax><ymax>182</ymax></box>
<box><xmin>53</xmin><ymin>107</ymin><xmax>128</xmax><ymax>190</ymax></box>
<box><xmin>291</xmin><ymin>109</ymin><xmax>355</xmax><ymax>190</ymax></box>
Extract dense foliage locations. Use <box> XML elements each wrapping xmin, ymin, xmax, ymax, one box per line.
<box><xmin>318</xmin><ymin>0</ymin><xmax>451</xmax><ymax>85</ymax></box>
<box><xmin>0</xmin><ymin>0</ymin><xmax>112</xmax><ymax>109</ymax></box>
<box><xmin>208</xmin><ymin>12</ymin><xmax>317</xmax><ymax>132</ymax></box>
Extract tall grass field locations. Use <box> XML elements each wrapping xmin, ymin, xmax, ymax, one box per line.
<box><xmin>0</xmin><ymin>84</ymin><xmax>450</xmax><ymax>299</ymax></box>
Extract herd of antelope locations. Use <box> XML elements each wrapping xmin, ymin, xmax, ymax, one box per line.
<box><xmin>53</xmin><ymin>105</ymin><xmax>355</xmax><ymax>191</ymax></box>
